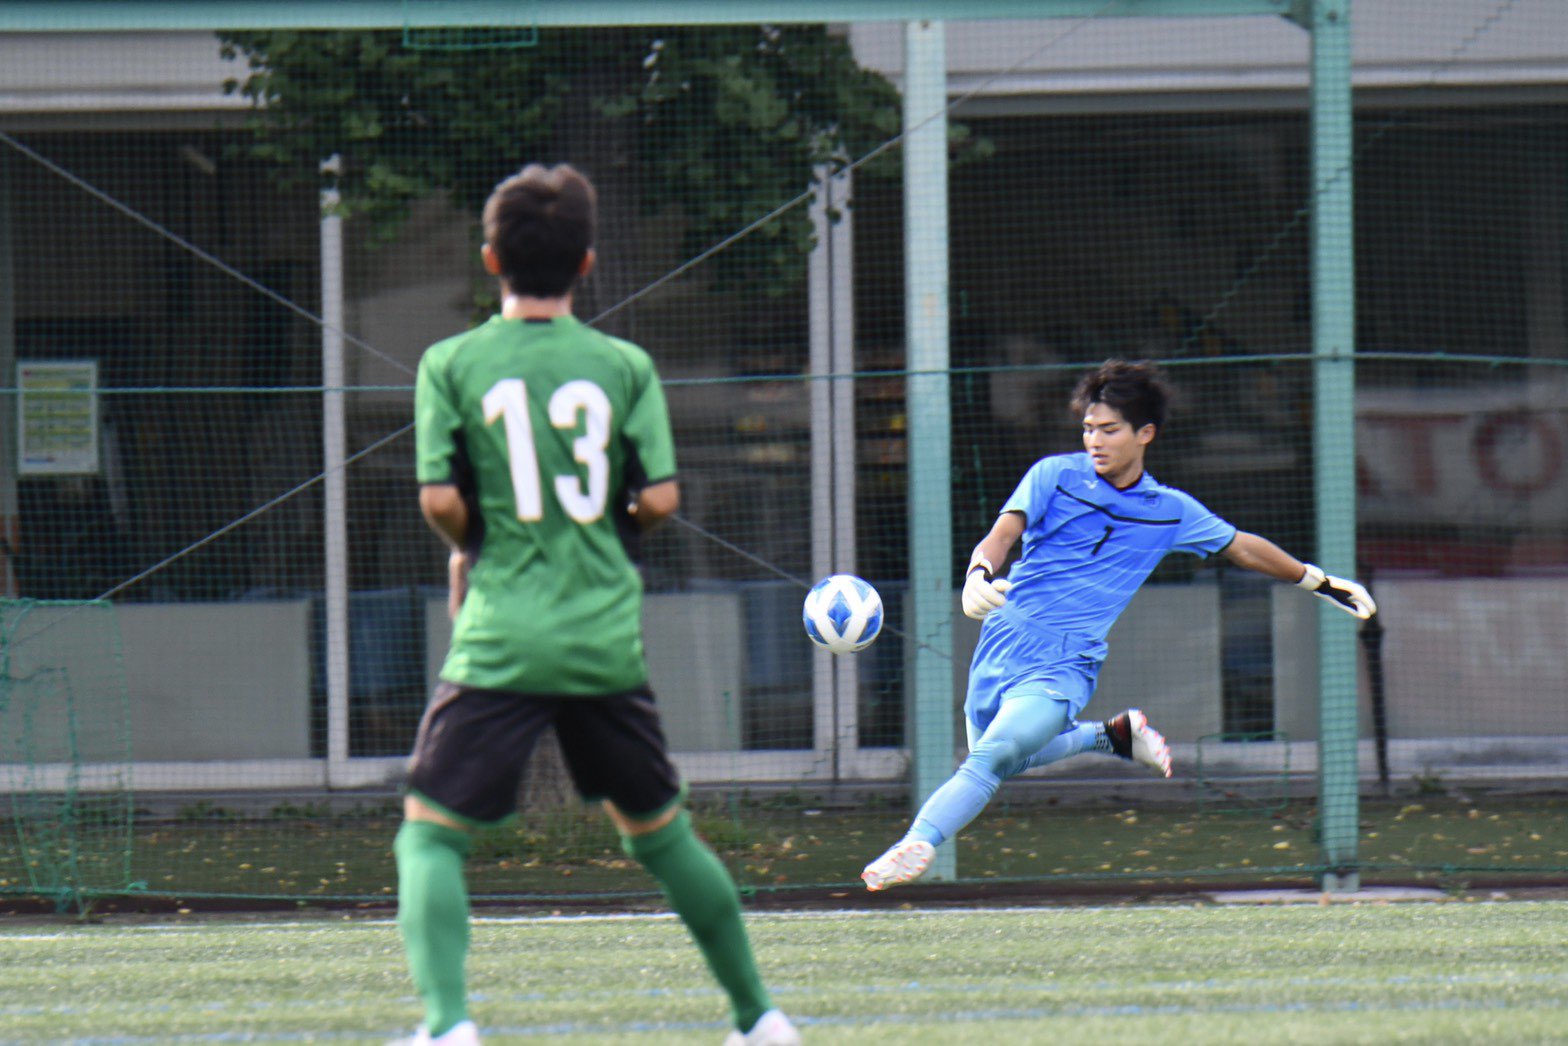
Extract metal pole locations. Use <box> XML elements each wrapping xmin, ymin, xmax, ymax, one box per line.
<box><xmin>808</xmin><ymin>170</ymin><xmax>836</xmax><ymax>770</ymax></box>
<box><xmin>1359</xmin><ymin>605</ymin><xmax>1389</xmax><ymax>794</ymax></box>
<box><xmin>1308</xmin><ymin>0</ymin><xmax>1360</xmax><ymax>893</ymax></box>
<box><xmin>809</xmin><ymin>166</ymin><xmax>861</xmax><ymax>778</ymax></box>
<box><xmin>0</xmin><ymin>152</ymin><xmax>17</xmax><ymax>597</ymax></box>
<box><xmin>320</xmin><ymin>156</ymin><xmax>350</xmax><ymax>785</ymax></box>
<box><xmin>828</xmin><ymin>171</ymin><xmax>860</xmax><ymax>776</ymax></box>
<box><xmin>904</xmin><ymin>19</ymin><xmax>955</xmax><ymax>882</ymax></box>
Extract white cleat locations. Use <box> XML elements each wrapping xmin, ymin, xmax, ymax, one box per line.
<box><xmin>388</xmin><ymin>1019</ymin><xmax>481</xmax><ymax>1046</ymax></box>
<box><xmin>860</xmin><ymin>838</ymin><xmax>936</xmax><ymax>892</ymax></box>
<box><xmin>723</xmin><ymin>1008</ymin><xmax>802</xmax><ymax>1045</ymax></box>
<box><xmin>1108</xmin><ymin>708</ymin><xmax>1172</xmax><ymax>778</ymax></box>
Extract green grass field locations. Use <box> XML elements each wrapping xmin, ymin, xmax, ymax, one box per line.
<box><xmin>4</xmin><ymin>899</ymin><xmax>1567</xmax><ymax>1043</ymax></box>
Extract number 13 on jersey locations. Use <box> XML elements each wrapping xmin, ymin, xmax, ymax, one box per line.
<box><xmin>482</xmin><ymin>378</ymin><xmax>612</xmax><ymax>524</ymax></box>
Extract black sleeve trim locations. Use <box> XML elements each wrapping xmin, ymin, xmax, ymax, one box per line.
<box><xmin>1209</xmin><ymin>528</ymin><xmax>1240</xmax><ymax>558</ymax></box>
<box><xmin>639</xmin><ymin>472</ymin><xmax>679</xmax><ymax>489</ymax></box>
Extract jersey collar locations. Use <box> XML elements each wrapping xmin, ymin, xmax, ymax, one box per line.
<box><xmin>1097</xmin><ymin>464</ymin><xmax>1154</xmax><ymax>495</ymax></box>
<box><xmin>493</xmin><ymin>313</ymin><xmax>580</xmax><ymax>327</ymax></box>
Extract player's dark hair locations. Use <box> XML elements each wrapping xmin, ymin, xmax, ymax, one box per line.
<box><xmin>482</xmin><ymin>163</ymin><xmax>596</xmax><ymax>298</ymax></box>
<box><xmin>1070</xmin><ymin>359</ymin><xmax>1171</xmax><ymax>434</ymax></box>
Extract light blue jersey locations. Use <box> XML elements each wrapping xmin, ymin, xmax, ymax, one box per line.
<box><xmin>964</xmin><ymin>452</ymin><xmax>1235</xmax><ymax>728</ymax></box>
<box><xmin>994</xmin><ymin>451</ymin><xmax>1236</xmax><ymax>652</ymax></box>
<box><xmin>915</xmin><ymin>451</ymin><xmax>1239</xmax><ymax>852</ymax></box>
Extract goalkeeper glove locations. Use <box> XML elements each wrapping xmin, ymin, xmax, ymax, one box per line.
<box><xmin>1296</xmin><ymin>563</ymin><xmax>1377</xmax><ymax>620</ymax></box>
<box><xmin>962</xmin><ymin>558</ymin><xmax>1013</xmax><ymax>621</ymax></box>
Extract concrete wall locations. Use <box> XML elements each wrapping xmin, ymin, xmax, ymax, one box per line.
<box><xmin>1098</xmin><ymin>584</ymin><xmax>1226</xmax><ymax>743</ymax></box>
<box><xmin>424</xmin><ymin>590</ymin><xmax>746</xmax><ymax>752</ymax></box>
<box><xmin>11</xmin><ymin>575</ymin><xmax>1560</xmax><ymax>766</ymax></box>
<box><xmin>0</xmin><ymin>600</ymin><xmax>312</xmax><ymax>764</ymax></box>
<box><xmin>1269</xmin><ymin>575</ymin><xmax>1568</xmax><ymax>744</ymax></box>
<box><xmin>1376</xmin><ymin>576</ymin><xmax>1568</xmax><ymax>738</ymax></box>
<box><xmin>947</xmin><ymin>582</ymin><xmax>1225</xmax><ymax>744</ymax></box>
<box><xmin>118</xmin><ymin>602</ymin><xmax>313</xmax><ymax>761</ymax></box>
<box><xmin>1270</xmin><ymin>586</ymin><xmax>1374</xmax><ymax>745</ymax></box>
<box><xmin>0</xmin><ymin>601</ymin><xmax>129</xmax><ymax>764</ymax></box>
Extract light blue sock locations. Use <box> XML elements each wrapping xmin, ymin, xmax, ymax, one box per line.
<box><xmin>905</xmin><ymin>695</ymin><xmax>1071</xmax><ymax>848</ymax></box>
<box><xmin>907</xmin><ymin>762</ymin><xmax>1001</xmax><ymax>847</ymax></box>
<box><xmin>1020</xmin><ymin>720</ymin><xmax>1104</xmax><ymax>772</ymax></box>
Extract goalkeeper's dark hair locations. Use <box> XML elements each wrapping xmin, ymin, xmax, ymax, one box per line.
<box><xmin>1070</xmin><ymin>359</ymin><xmax>1172</xmax><ymax>434</ymax></box>
<box><xmin>483</xmin><ymin>163</ymin><xmax>596</xmax><ymax>298</ymax></box>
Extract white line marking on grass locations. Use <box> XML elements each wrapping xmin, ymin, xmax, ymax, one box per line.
<box><xmin>0</xmin><ymin>923</ymin><xmax>390</xmax><ymax>941</ymax></box>
<box><xmin>9</xmin><ymin>897</ymin><xmax>1568</xmax><ymax>941</ymax></box>
<box><xmin>33</xmin><ymin>1034</ymin><xmax>401</xmax><ymax>1044</ymax></box>
<box><xmin>477</xmin><ymin>898</ymin><xmax>1568</xmax><ymax>923</ymax></box>
<box><xmin>476</xmin><ymin>905</ymin><xmax>1165</xmax><ymax>925</ymax></box>
<box><xmin>14</xmin><ymin>968</ymin><xmax>1568</xmax><ymax>1024</ymax></box>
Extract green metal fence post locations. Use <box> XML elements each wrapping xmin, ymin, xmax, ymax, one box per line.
<box><xmin>1309</xmin><ymin>0</ymin><xmax>1360</xmax><ymax>894</ymax></box>
<box><xmin>904</xmin><ymin>18</ymin><xmax>956</xmax><ymax>883</ymax></box>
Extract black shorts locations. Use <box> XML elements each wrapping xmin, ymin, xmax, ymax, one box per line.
<box><xmin>406</xmin><ymin>682</ymin><xmax>681</xmax><ymax>826</ymax></box>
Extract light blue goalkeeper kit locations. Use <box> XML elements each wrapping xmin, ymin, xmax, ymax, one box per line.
<box><xmin>967</xmin><ymin>451</ymin><xmax>1236</xmax><ymax>724</ymax></box>
<box><xmin>910</xmin><ymin>451</ymin><xmax>1236</xmax><ymax>848</ymax></box>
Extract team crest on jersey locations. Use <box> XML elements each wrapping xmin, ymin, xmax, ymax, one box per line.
<box><xmin>1142</xmin><ymin>492</ymin><xmax>1161</xmax><ymax>507</ymax></box>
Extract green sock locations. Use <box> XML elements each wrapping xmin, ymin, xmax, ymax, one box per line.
<box><xmin>395</xmin><ymin>819</ymin><xmax>473</xmax><ymax>1037</ymax></box>
<box><xmin>624</xmin><ymin>810</ymin><xmax>772</xmax><ymax>1031</ymax></box>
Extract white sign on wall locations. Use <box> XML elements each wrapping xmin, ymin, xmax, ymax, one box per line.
<box><xmin>17</xmin><ymin>359</ymin><xmax>99</xmax><ymax>476</ymax></box>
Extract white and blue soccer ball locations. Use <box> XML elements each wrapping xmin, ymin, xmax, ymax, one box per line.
<box><xmin>802</xmin><ymin>574</ymin><xmax>884</xmax><ymax>654</ymax></box>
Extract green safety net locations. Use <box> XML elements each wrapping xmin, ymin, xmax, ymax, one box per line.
<box><xmin>0</xmin><ymin>4</ymin><xmax>1563</xmax><ymax>903</ymax></box>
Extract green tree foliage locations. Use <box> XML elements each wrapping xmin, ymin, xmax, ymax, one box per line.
<box><xmin>219</xmin><ymin>26</ymin><xmax>940</xmax><ymax>293</ymax></box>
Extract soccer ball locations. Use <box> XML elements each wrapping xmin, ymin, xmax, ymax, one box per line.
<box><xmin>802</xmin><ymin>574</ymin><xmax>884</xmax><ymax>654</ymax></box>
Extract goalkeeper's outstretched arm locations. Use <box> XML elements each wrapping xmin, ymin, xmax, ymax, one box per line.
<box><xmin>1222</xmin><ymin>530</ymin><xmax>1377</xmax><ymax>620</ymax></box>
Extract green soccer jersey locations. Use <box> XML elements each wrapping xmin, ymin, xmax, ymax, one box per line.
<box><xmin>415</xmin><ymin>315</ymin><xmax>677</xmax><ymax>695</ymax></box>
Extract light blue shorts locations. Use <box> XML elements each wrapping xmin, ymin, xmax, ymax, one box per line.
<box><xmin>963</xmin><ymin>612</ymin><xmax>1102</xmax><ymax>737</ymax></box>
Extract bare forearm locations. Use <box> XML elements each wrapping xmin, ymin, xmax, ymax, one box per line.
<box><xmin>970</xmin><ymin>536</ymin><xmax>1011</xmax><ymax>574</ymax></box>
<box><xmin>446</xmin><ymin>549</ymin><xmax>468</xmax><ymax>619</ymax></box>
<box><xmin>970</xmin><ymin>511</ymin><xmax>1026</xmax><ymax>574</ymax></box>
<box><xmin>1221</xmin><ymin>530</ymin><xmax>1307</xmax><ymax>584</ymax></box>
<box><xmin>419</xmin><ymin>485</ymin><xmax>469</xmax><ymax>551</ymax></box>
<box><xmin>629</xmin><ymin>479</ymin><xmax>680</xmax><ymax>530</ymax></box>
<box><xmin>1221</xmin><ymin>530</ymin><xmax>1378</xmax><ymax>618</ymax></box>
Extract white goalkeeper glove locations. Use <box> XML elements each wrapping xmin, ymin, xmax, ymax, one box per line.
<box><xmin>962</xmin><ymin>558</ymin><xmax>1013</xmax><ymax>621</ymax></box>
<box><xmin>1296</xmin><ymin>563</ymin><xmax>1377</xmax><ymax>620</ymax></box>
